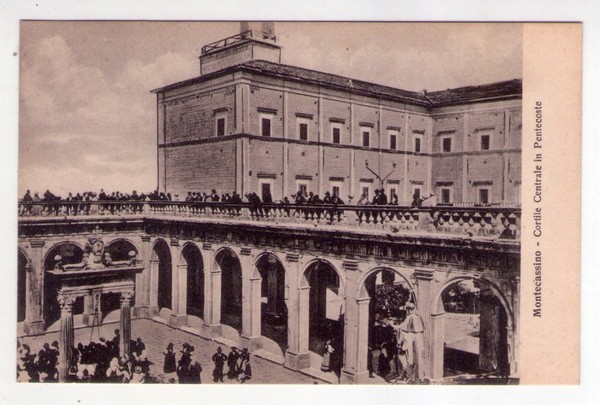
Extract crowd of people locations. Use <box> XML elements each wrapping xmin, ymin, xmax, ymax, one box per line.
<box><xmin>19</xmin><ymin>187</ymin><xmax>439</xmax><ymax>221</ymax></box>
<box><xmin>161</xmin><ymin>343</ymin><xmax>252</xmax><ymax>384</ymax></box>
<box><xmin>17</xmin><ymin>330</ymin><xmax>153</xmax><ymax>383</ymax></box>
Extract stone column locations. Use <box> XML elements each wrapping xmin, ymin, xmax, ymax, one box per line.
<box><xmin>414</xmin><ymin>268</ymin><xmax>435</xmax><ymax>380</ymax></box>
<box><xmin>58</xmin><ymin>294</ymin><xmax>74</xmax><ymax>382</ymax></box>
<box><xmin>339</xmin><ymin>259</ymin><xmax>363</xmax><ymax>384</ymax></box>
<box><xmin>297</xmin><ymin>286</ymin><xmax>311</xmax><ymax>354</ymax></box>
<box><xmin>168</xmin><ymin>238</ymin><xmax>187</xmax><ymax>328</ymax></box>
<box><xmin>240</xmin><ymin>248</ymin><xmax>262</xmax><ymax>351</ymax></box>
<box><xmin>340</xmin><ymin>296</ymin><xmax>370</xmax><ymax>384</ymax></box>
<box><xmin>24</xmin><ymin>239</ymin><xmax>45</xmax><ymax>335</ymax></box>
<box><xmin>119</xmin><ymin>291</ymin><xmax>133</xmax><ymax>359</ymax></box>
<box><xmin>202</xmin><ymin>243</ymin><xmax>222</xmax><ymax>337</ymax></box>
<box><xmin>283</xmin><ymin>253</ymin><xmax>310</xmax><ymax>370</ymax></box>
<box><xmin>134</xmin><ymin>235</ymin><xmax>152</xmax><ymax>318</ymax></box>
<box><xmin>148</xmin><ymin>257</ymin><xmax>160</xmax><ymax>317</ymax></box>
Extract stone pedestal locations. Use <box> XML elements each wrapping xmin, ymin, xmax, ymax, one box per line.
<box><xmin>23</xmin><ymin>320</ymin><xmax>45</xmax><ymax>336</ymax></box>
<box><xmin>119</xmin><ymin>292</ymin><xmax>133</xmax><ymax>359</ymax></box>
<box><xmin>202</xmin><ymin>323</ymin><xmax>223</xmax><ymax>339</ymax></box>
<box><xmin>58</xmin><ymin>295</ymin><xmax>74</xmax><ymax>382</ymax></box>
<box><xmin>168</xmin><ymin>313</ymin><xmax>188</xmax><ymax>328</ymax></box>
<box><xmin>283</xmin><ymin>351</ymin><xmax>311</xmax><ymax>371</ymax></box>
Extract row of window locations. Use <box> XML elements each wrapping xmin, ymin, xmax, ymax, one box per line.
<box><xmin>215</xmin><ymin>112</ymin><xmax>493</xmax><ymax>152</ymax></box>
<box><xmin>256</xmin><ymin>179</ymin><xmax>493</xmax><ymax>205</ymax></box>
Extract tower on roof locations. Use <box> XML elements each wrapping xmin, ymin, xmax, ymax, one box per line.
<box><xmin>199</xmin><ymin>21</ymin><xmax>281</xmax><ymax>76</ymax></box>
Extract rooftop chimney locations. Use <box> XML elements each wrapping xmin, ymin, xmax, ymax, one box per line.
<box><xmin>199</xmin><ymin>21</ymin><xmax>281</xmax><ymax>75</ymax></box>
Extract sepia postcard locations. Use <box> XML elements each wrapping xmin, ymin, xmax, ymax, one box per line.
<box><xmin>5</xmin><ymin>16</ymin><xmax>582</xmax><ymax>399</ymax></box>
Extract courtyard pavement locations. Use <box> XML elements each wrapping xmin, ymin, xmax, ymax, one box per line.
<box><xmin>18</xmin><ymin>318</ymin><xmax>323</xmax><ymax>385</ymax></box>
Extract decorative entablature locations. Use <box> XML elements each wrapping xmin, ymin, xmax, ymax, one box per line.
<box><xmin>19</xmin><ymin>217</ymin><xmax>519</xmax><ymax>275</ymax></box>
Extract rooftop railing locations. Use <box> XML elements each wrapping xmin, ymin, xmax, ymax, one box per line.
<box><xmin>201</xmin><ymin>30</ymin><xmax>255</xmax><ymax>54</ymax></box>
<box><xmin>18</xmin><ymin>200</ymin><xmax>521</xmax><ymax>240</ymax></box>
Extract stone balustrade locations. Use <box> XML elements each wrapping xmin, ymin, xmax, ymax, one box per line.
<box><xmin>18</xmin><ymin>200</ymin><xmax>521</xmax><ymax>239</ymax></box>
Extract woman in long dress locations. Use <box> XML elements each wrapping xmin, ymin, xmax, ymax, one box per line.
<box><xmin>321</xmin><ymin>340</ymin><xmax>334</xmax><ymax>372</ymax></box>
<box><xmin>163</xmin><ymin>343</ymin><xmax>176</xmax><ymax>374</ymax></box>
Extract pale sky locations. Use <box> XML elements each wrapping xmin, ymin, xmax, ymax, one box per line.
<box><xmin>18</xmin><ymin>22</ymin><xmax>522</xmax><ymax>196</ymax></box>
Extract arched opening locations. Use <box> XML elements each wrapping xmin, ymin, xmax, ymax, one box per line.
<box><xmin>436</xmin><ymin>278</ymin><xmax>510</xmax><ymax>378</ymax></box>
<box><xmin>362</xmin><ymin>268</ymin><xmax>415</xmax><ymax>382</ymax></box>
<box><xmin>216</xmin><ymin>249</ymin><xmax>242</xmax><ymax>333</ymax></box>
<box><xmin>152</xmin><ymin>240</ymin><xmax>172</xmax><ymax>311</ymax></box>
<box><xmin>106</xmin><ymin>239</ymin><xmax>139</xmax><ymax>262</ymax></box>
<box><xmin>303</xmin><ymin>260</ymin><xmax>344</xmax><ymax>377</ymax></box>
<box><xmin>181</xmin><ymin>244</ymin><xmax>204</xmax><ymax>319</ymax></box>
<box><xmin>102</xmin><ymin>240</ymin><xmax>140</xmax><ymax>320</ymax></box>
<box><xmin>43</xmin><ymin>243</ymin><xmax>85</xmax><ymax>328</ymax></box>
<box><xmin>256</xmin><ymin>253</ymin><xmax>288</xmax><ymax>354</ymax></box>
<box><xmin>18</xmin><ymin>251</ymin><xmax>28</xmax><ymax>323</ymax></box>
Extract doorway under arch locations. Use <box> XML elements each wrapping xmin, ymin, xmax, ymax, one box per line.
<box><xmin>255</xmin><ymin>253</ymin><xmax>288</xmax><ymax>354</ymax></box>
<box><xmin>102</xmin><ymin>240</ymin><xmax>140</xmax><ymax>320</ymax></box>
<box><xmin>302</xmin><ymin>260</ymin><xmax>345</xmax><ymax>376</ymax></box>
<box><xmin>18</xmin><ymin>251</ymin><xmax>28</xmax><ymax>323</ymax></box>
<box><xmin>361</xmin><ymin>268</ymin><xmax>415</xmax><ymax>381</ymax></box>
<box><xmin>216</xmin><ymin>249</ymin><xmax>242</xmax><ymax>333</ymax></box>
<box><xmin>433</xmin><ymin>278</ymin><xmax>510</xmax><ymax>379</ymax></box>
<box><xmin>152</xmin><ymin>239</ymin><xmax>172</xmax><ymax>311</ymax></box>
<box><xmin>181</xmin><ymin>244</ymin><xmax>204</xmax><ymax>319</ymax></box>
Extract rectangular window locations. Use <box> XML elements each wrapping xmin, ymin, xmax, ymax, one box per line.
<box><xmin>412</xmin><ymin>186</ymin><xmax>422</xmax><ymax>200</ymax></box>
<box><xmin>296</xmin><ymin>181</ymin><xmax>308</xmax><ymax>196</ymax></box>
<box><xmin>441</xmin><ymin>188</ymin><xmax>452</xmax><ymax>204</ymax></box>
<box><xmin>299</xmin><ymin>123</ymin><xmax>308</xmax><ymax>141</ymax></box>
<box><xmin>333</xmin><ymin>127</ymin><xmax>341</xmax><ymax>144</ymax></box>
<box><xmin>214</xmin><ymin>112</ymin><xmax>227</xmax><ymax>137</ymax></box>
<box><xmin>362</xmin><ymin>131</ymin><xmax>370</xmax><ymax>147</ymax></box>
<box><xmin>332</xmin><ymin>186</ymin><xmax>340</xmax><ymax>198</ymax></box>
<box><xmin>261</xmin><ymin>117</ymin><xmax>272</xmax><ymax>137</ymax></box>
<box><xmin>442</xmin><ymin>137</ymin><xmax>452</xmax><ymax>152</ymax></box>
<box><xmin>480</xmin><ymin>134</ymin><xmax>490</xmax><ymax>150</ymax></box>
<box><xmin>479</xmin><ymin>188</ymin><xmax>490</xmax><ymax>205</ymax></box>
<box><xmin>297</xmin><ymin>117</ymin><xmax>309</xmax><ymax>141</ymax></box>
<box><xmin>217</xmin><ymin>118</ymin><xmax>225</xmax><ymax>136</ymax></box>
<box><xmin>389</xmin><ymin>133</ymin><xmax>397</xmax><ymax>150</ymax></box>
<box><xmin>361</xmin><ymin>186</ymin><xmax>370</xmax><ymax>201</ymax></box>
<box><xmin>414</xmin><ymin>136</ymin><xmax>422</xmax><ymax>153</ymax></box>
<box><xmin>389</xmin><ymin>188</ymin><xmax>397</xmax><ymax>204</ymax></box>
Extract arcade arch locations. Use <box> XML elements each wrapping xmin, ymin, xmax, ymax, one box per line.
<box><xmin>215</xmin><ymin>248</ymin><xmax>243</xmax><ymax>333</ymax></box>
<box><xmin>151</xmin><ymin>239</ymin><xmax>172</xmax><ymax>312</ymax></box>
<box><xmin>102</xmin><ymin>239</ymin><xmax>140</xmax><ymax>320</ymax></box>
<box><xmin>300</xmin><ymin>260</ymin><xmax>345</xmax><ymax>375</ymax></box>
<box><xmin>357</xmin><ymin>267</ymin><xmax>416</xmax><ymax>381</ymax></box>
<box><xmin>43</xmin><ymin>242</ymin><xmax>85</xmax><ymax>328</ymax></box>
<box><xmin>431</xmin><ymin>277</ymin><xmax>512</xmax><ymax>379</ymax></box>
<box><xmin>254</xmin><ymin>253</ymin><xmax>288</xmax><ymax>353</ymax></box>
<box><xmin>17</xmin><ymin>250</ymin><xmax>29</xmax><ymax>323</ymax></box>
<box><xmin>180</xmin><ymin>243</ymin><xmax>204</xmax><ymax>319</ymax></box>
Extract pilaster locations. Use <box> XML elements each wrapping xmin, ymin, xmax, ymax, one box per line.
<box><xmin>414</xmin><ymin>268</ymin><xmax>435</xmax><ymax>379</ymax></box>
<box><xmin>24</xmin><ymin>239</ymin><xmax>45</xmax><ymax>335</ymax></box>
<box><xmin>134</xmin><ymin>234</ymin><xmax>152</xmax><ymax>318</ymax></box>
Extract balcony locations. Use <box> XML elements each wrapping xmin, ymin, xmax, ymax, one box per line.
<box><xmin>18</xmin><ymin>200</ymin><xmax>521</xmax><ymax>240</ymax></box>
